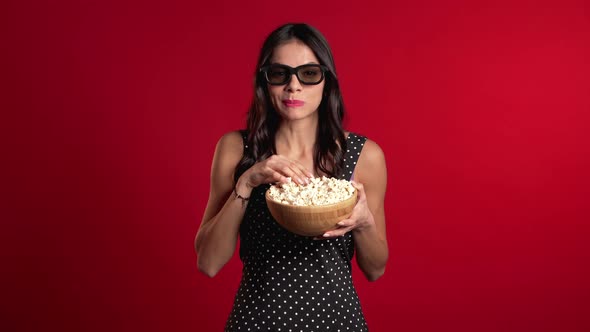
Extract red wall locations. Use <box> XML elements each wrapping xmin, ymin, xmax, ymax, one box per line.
<box><xmin>3</xmin><ymin>0</ymin><xmax>590</xmax><ymax>331</ymax></box>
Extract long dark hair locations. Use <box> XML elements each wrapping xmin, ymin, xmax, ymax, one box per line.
<box><xmin>234</xmin><ymin>23</ymin><xmax>347</xmax><ymax>183</ymax></box>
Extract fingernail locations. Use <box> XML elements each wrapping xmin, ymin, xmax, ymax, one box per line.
<box><xmin>323</xmin><ymin>233</ymin><xmax>331</xmax><ymax>237</ymax></box>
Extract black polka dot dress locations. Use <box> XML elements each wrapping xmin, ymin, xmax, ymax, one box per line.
<box><xmin>225</xmin><ymin>133</ymin><xmax>368</xmax><ymax>332</ymax></box>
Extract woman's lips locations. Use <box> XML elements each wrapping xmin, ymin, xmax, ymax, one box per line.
<box><xmin>282</xmin><ymin>99</ymin><xmax>304</xmax><ymax>107</ymax></box>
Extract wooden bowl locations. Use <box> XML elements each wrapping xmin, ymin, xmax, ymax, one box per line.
<box><xmin>265</xmin><ymin>189</ymin><xmax>358</xmax><ymax>237</ymax></box>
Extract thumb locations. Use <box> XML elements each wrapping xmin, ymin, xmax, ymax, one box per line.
<box><xmin>351</xmin><ymin>181</ymin><xmax>366</xmax><ymax>201</ymax></box>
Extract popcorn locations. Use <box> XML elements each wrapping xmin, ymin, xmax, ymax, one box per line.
<box><xmin>267</xmin><ymin>176</ymin><xmax>356</xmax><ymax>206</ymax></box>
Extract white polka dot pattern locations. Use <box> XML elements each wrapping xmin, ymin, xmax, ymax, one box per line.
<box><xmin>225</xmin><ymin>133</ymin><xmax>368</xmax><ymax>331</ymax></box>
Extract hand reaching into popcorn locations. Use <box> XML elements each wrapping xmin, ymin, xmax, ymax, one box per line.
<box><xmin>236</xmin><ymin>155</ymin><xmax>314</xmax><ymax>195</ymax></box>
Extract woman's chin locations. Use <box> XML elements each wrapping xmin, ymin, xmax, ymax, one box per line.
<box><xmin>278</xmin><ymin>108</ymin><xmax>318</xmax><ymax>122</ymax></box>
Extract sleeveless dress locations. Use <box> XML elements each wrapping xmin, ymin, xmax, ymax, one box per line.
<box><xmin>225</xmin><ymin>133</ymin><xmax>369</xmax><ymax>332</ymax></box>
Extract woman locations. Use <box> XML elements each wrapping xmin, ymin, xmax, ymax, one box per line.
<box><xmin>195</xmin><ymin>23</ymin><xmax>388</xmax><ymax>331</ymax></box>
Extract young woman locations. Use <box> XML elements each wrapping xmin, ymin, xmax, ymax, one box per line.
<box><xmin>195</xmin><ymin>23</ymin><xmax>388</xmax><ymax>331</ymax></box>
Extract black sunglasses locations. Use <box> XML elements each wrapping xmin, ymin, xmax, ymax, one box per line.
<box><xmin>260</xmin><ymin>64</ymin><xmax>329</xmax><ymax>85</ymax></box>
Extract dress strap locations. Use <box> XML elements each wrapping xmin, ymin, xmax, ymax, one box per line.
<box><xmin>239</xmin><ymin>129</ymin><xmax>249</xmax><ymax>154</ymax></box>
<box><xmin>341</xmin><ymin>133</ymin><xmax>367</xmax><ymax>181</ymax></box>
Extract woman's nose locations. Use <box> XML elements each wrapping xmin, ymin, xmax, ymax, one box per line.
<box><xmin>285</xmin><ymin>73</ymin><xmax>302</xmax><ymax>91</ymax></box>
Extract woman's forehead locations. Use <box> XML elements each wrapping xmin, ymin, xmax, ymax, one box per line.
<box><xmin>270</xmin><ymin>40</ymin><xmax>319</xmax><ymax>66</ymax></box>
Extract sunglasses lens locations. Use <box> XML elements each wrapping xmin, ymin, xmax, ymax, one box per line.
<box><xmin>263</xmin><ymin>65</ymin><xmax>326</xmax><ymax>85</ymax></box>
<box><xmin>297</xmin><ymin>65</ymin><xmax>324</xmax><ymax>84</ymax></box>
<box><xmin>266</xmin><ymin>66</ymin><xmax>289</xmax><ymax>85</ymax></box>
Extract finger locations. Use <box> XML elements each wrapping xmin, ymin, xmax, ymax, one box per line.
<box><xmin>262</xmin><ymin>160</ymin><xmax>296</xmax><ymax>184</ymax></box>
<box><xmin>289</xmin><ymin>159</ymin><xmax>314</xmax><ymax>180</ymax></box>
<box><xmin>321</xmin><ymin>227</ymin><xmax>352</xmax><ymax>238</ymax></box>
<box><xmin>336</xmin><ymin>219</ymin><xmax>355</xmax><ymax>227</ymax></box>
<box><xmin>283</xmin><ymin>163</ymin><xmax>309</xmax><ymax>185</ymax></box>
<box><xmin>351</xmin><ymin>180</ymin><xmax>363</xmax><ymax>191</ymax></box>
<box><xmin>351</xmin><ymin>181</ymin><xmax>367</xmax><ymax>202</ymax></box>
<box><xmin>269</xmin><ymin>158</ymin><xmax>307</xmax><ymax>185</ymax></box>
<box><xmin>268</xmin><ymin>168</ymin><xmax>289</xmax><ymax>184</ymax></box>
<box><xmin>282</xmin><ymin>158</ymin><xmax>313</xmax><ymax>185</ymax></box>
<box><xmin>266</xmin><ymin>156</ymin><xmax>302</xmax><ymax>184</ymax></box>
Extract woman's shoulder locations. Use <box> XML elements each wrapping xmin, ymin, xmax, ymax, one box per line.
<box><xmin>215</xmin><ymin>130</ymin><xmax>245</xmax><ymax>158</ymax></box>
<box><xmin>360</xmin><ymin>138</ymin><xmax>384</xmax><ymax>163</ymax></box>
<box><xmin>345</xmin><ymin>131</ymin><xmax>382</xmax><ymax>154</ymax></box>
<box><xmin>344</xmin><ymin>131</ymin><xmax>385</xmax><ymax>165</ymax></box>
<box><xmin>361</xmin><ymin>139</ymin><xmax>385</xmax><ymax>164</ymax></box>
<box><xmin>353</xmin><ymin>135</ymin><xmax>387</xmax><ymax>184</ymax></box>
<box><xmin>218</xmin><ymin>130</ymin><xmax>245</xmax><ymax>144</ymax></box>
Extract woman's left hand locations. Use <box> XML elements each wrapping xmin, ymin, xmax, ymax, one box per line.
<box><xmin>316</xmin><ymin>181</ymin><xmax>376</xmax><ymax>239</ymax></box>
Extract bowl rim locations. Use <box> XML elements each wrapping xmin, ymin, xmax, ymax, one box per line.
<box><xmin>264</xmin><ymin>186</ymin><xmax>357</xmax><ymax>208</ymax></box>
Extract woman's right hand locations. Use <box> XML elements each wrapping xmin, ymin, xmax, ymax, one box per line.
<box><xmin>238</xmin><ymin>155</ymin><xmax>314</xmax><ymax>191</ymax></box>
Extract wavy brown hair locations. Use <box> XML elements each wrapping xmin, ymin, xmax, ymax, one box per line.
<box><xmin>234</xmin><ymin>23</ymin><xmax>347</xmax><ymax>183</ymax></box>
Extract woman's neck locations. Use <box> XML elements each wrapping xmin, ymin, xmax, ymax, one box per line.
<box><xmin>275</xmin><ymin>117</ymin><xmax>318</xmax><ymax>158</ymax></box>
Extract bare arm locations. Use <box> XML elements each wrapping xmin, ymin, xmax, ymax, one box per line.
<box><xmin>352</xmin><ymin>140</ymin><xmax>388</xmax><ymax>281</ymax></box>
<box><xmin>320</xmin><ymin>139</ymin><xmax>388</xmax><ymax>281</ymax></box>
<box><xmin>195</xmin><ymin>132</ymin><xmax>314</xmax><ymax>277</ymax></box>
<box><xmin>194</xmin><ymin>131</ymin><xmax>246</xmax><ymax>277</ymax></box>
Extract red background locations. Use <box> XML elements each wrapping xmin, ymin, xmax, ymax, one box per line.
<box><xmin>2</xmin><ymin>0</ymin><xmax>590</xmax><ymax>331</ymax></box>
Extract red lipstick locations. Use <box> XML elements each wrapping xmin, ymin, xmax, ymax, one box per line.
<box><xmin>282</xmin><ymin>99</ymin><xmax>305</xmax><ymax>107</ymax></box>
